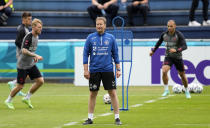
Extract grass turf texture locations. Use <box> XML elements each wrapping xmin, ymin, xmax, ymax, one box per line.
<box><xmin>0</xmin><ymin>83</ymin><xmax>210</xmax><ymax>128</ymax></box>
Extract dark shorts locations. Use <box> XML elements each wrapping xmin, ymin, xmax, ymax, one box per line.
<box><xmin>163</xmin><ymin>57</ymin><xmax>185</xmax><ymax>72</ymax></box>
<box><xmin>17</xmin><ymin>65</ymin><xmax>42</xmax><ymax>84</ymax></box>
<box><xmin>89</xmin><ymin>72</ymin><xmax>116</xmax><ymax>91</ymax></box>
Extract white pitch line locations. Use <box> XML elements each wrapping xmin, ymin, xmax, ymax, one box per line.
<box><xmin>144</xmin><ymin>99</ymin><xmax>156</xmax><ymax>103</ymax></box>
<box><xmin>158</xmin><ymin>97</ymin><xmax>169</xmax><ymax>100</ymax></box>
<box><xmin>175</xmin><ymin>124</ymin><xmax>210</xmax><ymax>126</ymax></box>
<box><xmin>130</xmin><ymin>104</ymin><xmax>143</xmax><ymax>108</ymax></box>
<box><xmin>63</xmin><ymin>122</ymin><xmax>78</xmax><ymax>126</ymax></box>
<box><xmin>60</xmin><ymin>96</ymin><xmax>172</xmax><ymax>127</ymax></box>
<box><xmin>98</xmin><ymin>113</ymin><xmax>113</xmax><ymax>117</ymax></box>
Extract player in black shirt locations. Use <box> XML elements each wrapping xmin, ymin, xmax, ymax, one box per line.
<box><xmin>150</xmin><ymin>20</ymin><xmax>191</xmax><ymax>99</ymax></box>
<box><xmin>7</xmin><ymin>12</ymin><xmax>32</xmax><ymax>97</ymax></box>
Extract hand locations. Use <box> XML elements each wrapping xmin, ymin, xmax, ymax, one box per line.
<box><xmin>121</xmin><ymin>0</ymin><xmax>127</xmax><ymax>3</ymax></box>
<box><xmin>116</xmin><ymin>71</ymin><xmax>121</xmax><ymax>78</ymax></box>
<box><xmin>84</xmin><ymin>70</ymin><xmax>90</xmax><ymax>79</ymax></box>
<box><xmin>103</xmin><ymin>3</ymin><xmax>109</xmax><ymax>9</ymax></box>
<box><xmin>133</xmin><ymin>1</ymin><xmax>139</xmax><ymax>6</ymax></box>
<box><xmin>33</xmin><ymin>57</ymin><xmax>38</xmax><ymax>63</ymax></box>
<box><xmin>34</xmin><ymin>55</ymin><xmax>43</xmax><ymax>62</ymax></box>
<box><xmin>169</xmin><ymin>48</ymin><xmax>176</xmax><ymax>53</ymax></box>
<box><xmin>0</xmin><ymin>6</ymin><xmax>4</xmax><ymax>10</ymax></box>
<box><xmin>149</xmin><ymin>51</ymin><xmax>154</xmax><ymax>56</ymax></box>
<box><xmin>97</xmin><ymin>4</ymin><xmax>104</xmax><ymax>9</ymax></box>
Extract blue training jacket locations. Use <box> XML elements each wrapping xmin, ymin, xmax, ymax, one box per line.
<box><xmin>83</xmin><ymin>32</ymin><xmax>120</xmax><ymax>73</ymax></box>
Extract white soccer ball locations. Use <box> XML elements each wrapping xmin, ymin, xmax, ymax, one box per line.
<box><xmin>188</xmin><ymin>83</ymin><xmax>197</xmax><ymax>93</ymax></box>
<box><xmin>172</xmin><ymin>84</ymin><xmax>182</xmax><ymax>94</ymax></box>
<box><xmin>103</xmin><ymin>93</ymin><xmax>111</xmax><ymax>104</ymax></box>
<box><xmin>193</xmin><ymin>83</ymin><xmax>203</xmax><ymax>93</ymax></box>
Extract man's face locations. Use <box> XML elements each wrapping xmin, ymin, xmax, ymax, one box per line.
<box><xmin>167</xmin><ymin>21</ymin><xmax>176</xmax><ymax>33</ymax></box>
<box><xmin>96</xmin><ymin>19</ymin><xmax>106</xmax><ymax>34</ymax></box>
<box><xmin>23</xmin><ymin>16</ymin><xmax>32</xmax><ymax>27</ymax></box>
<box><xmin>33</xmin><ymin>23</ymin><xmax>42</xmax><ymax>35</ymax></box>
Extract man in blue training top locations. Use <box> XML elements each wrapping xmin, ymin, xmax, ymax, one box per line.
<box><xmin>150</xmin><ymin>20</ymin><xmax>191</xmax><ymax>99</ymax></box>
<box><xmin>83</xmin><ymin>17</ymin><xmax>122</xmax><ymax>125</ymax></box>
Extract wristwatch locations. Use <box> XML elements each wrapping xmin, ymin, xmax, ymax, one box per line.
<box><xmin>116</xmin><ymin>68</ymin><xmax>121</xmax><ymax>71</ymax></box>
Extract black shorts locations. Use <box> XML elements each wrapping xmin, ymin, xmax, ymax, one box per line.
<box><xmin>89</xmin><ymin>72</ymin><xmax>116</xmax><ymax>91</ymax></box>
<box><xmin>17</xmin><ymin>65</ymin><xmax>42</xmax><ymax>84</ymax></box>
<box><xmin>163</xmin><ymin>57</ymin><xmax>185</xmax><ymax>72</ymax></box>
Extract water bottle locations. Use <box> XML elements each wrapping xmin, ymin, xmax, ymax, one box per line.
<box><xmin>101</xmin><ymin>9</ymin><xmax>106</xmax><ymax>16</ymax></box>
<box><xmin>121</xmin><ymin>2</ymin><xmax>127</xmax><ymax>9</ymax></box>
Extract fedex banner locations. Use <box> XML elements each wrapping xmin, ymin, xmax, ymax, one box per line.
<box><xmin>75</xmin><ymin>42</ymin><xmax>210</xmax><ymax>86</ymax></box>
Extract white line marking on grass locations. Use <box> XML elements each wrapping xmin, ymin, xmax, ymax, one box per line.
<box><xmin>63</xmin><ymin>122</ymin><xmax>78</xmax><ymax>126</ymax></box>
<box><xmin>130</xmin><ymin>104</ymin><xmax>143</xmax><ymax>108</ymax></box>
<box><xmin>98</xmin><ymin>113</ymin><xmax>113</xmax><ymax>117</ymax></box>
<box><xmin>144</xmin><ymin>99</ymin><xmax>156</xmax><ymax>103</ymax></box>
<box><xmin>60</xmin><ymin>95</ymin><xmax>174</xmax><ymax>127</ymax></box>
<box><xmin>175</xmin><ymin>124</ymin><xmax>210</xmax><ymax>126</ymax></box>
<box><xmin>158</xmin><ymin>97</ymin><xmax>169</xmax><ymax>100</ymax></box>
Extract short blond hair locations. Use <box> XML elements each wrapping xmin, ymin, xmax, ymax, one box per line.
<box><xmin>96</xmin><ymin>17</ymin><xmax>106</xmax><ymax>25</ymax></box>
<box><xmin>32</xmin><ymin>18</ymin><xmax>43</xmax><ymax>27</ymax></box>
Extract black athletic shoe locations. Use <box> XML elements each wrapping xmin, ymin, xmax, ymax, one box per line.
<box><xmin>115</xmin><ymin>118</ymin><xmax>122</xmax><ymax>125</ymax></box>
<box><xmin>83</xmin><ymin>118</ymin><xmax>93</xmax><ymax>125</ymax></box>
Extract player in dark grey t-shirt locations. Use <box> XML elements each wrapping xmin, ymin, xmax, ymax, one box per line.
<box><xmin>7</xmin><ymin>12</ymin><xmax>32</xmax><ymax>97</ymax></box>
<box><xmin>5</xmin><ymin>19</ymin><xmax>44</xmax><ymax>110</ymax></box>
<box><xmin>150</xmin><ymin>20</ymin><xmax>191</xmax><ymax>99</ymax></box>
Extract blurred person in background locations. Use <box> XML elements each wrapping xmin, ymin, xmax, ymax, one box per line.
<box><xmin>0</xmin><ymin>0</ymin><xmax>13</xmax><ymax>26</ymax></box>
<box><xmin>121</xmin><ymin>0</ymin><xmax>149</xmax><ymax>26</ymax></box>
<box><xmin>87</xmin><ymin>0</ymin><xmax>119</xmax><ymax>26</ymax></box>
<box><xmin>188</xmin><ymin>0</ymin><xmax>210</xmax><ymax>26</ymax></box>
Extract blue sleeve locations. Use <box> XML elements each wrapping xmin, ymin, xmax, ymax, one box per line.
<box><xmin>83</xmin><ymin>35</ymin><xmax>91</xmax><ymax>64</ymax></box>
<box><xmin>111</xmin><ymin>36</ymin><xmax>120</xmax><ymax>64</ymax></box>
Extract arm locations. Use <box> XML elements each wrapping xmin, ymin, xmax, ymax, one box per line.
<box><xmin>104</xmin><ymin>0</ymin><xmax>117</xmax><ymax>9</ymax></box>
<box><xmin>3</xmin><ymin>0</ymin><xmax>13</xmax><ymax>8</ymax></box>
<box><xmin>92</xmin><ymin>0</ymin><xmax>103</xmax><ymax>9</ymax></box>
<box><xmin>83</xmin><ymin>36</ymin><xmax>91</xmax><ymax>79</ymax></box>
<box><xmin>121</xmin><ymin>0</ymin><xmax>127</xmax><ymax>3</ymax></box>
<box><xmin>150</xmin><ymin>33</ymin><xmax>164</xmax><ymax>56</ymax></box>
<box><xmin>133</xmin><ymin>0</ymin><xmax>148</xmax><ymax>6</ymax></box>
<box><xmin>115</xmin><ymin>64</ymin><xmax>121</xmax><ymax>78</ymax></box>
<box><xmin>21</xmin><ymin>34</ymin><xmax>43</xmax><ymax>62</ymax></box>
<box><xmin>177</xmin><ymin>31</ymin><xmax>187</xmax><ymax>52</ymax></box>
<box><xmin>140</xmin><ymin>0</ymin><xmax>148</xmax><ymax>4</ymax></box>
<box><xmin>15</xmin><ymin>27</ymin><xmax>26</xmax><ymax>49</ymax></box>
<box><xmin>83</xmin><ymin>64</ymin><xmax>90</xmax><ymax>79</ymax></box>
<box><xmin>111</xmin><ymin>36</ymin><xmax>121</xmax><ymax>78</ymax></box>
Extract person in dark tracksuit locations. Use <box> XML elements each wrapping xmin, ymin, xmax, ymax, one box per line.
<box><xmin>0</xmin><ymin>0</ymin><xmax>13</xmax><ymax>25</ymax></box>
<box><xmin>87</xmin><ymin>0</ymin><xmax>119</xmax><ymax>26</ymax></box>
<box><xmin>150</xmin><ymin>20</ymin><xmax>191</xmax><ymax>99</ymax></box>
<box><xmin>188</xmin><ymin>0</ymin><xmax>210</xmax><ymax>26</ymax></box>
<box><xmin>83</xmin><ymin>17</ymin><xmax>122</xmax><ymax>125</ymax></box>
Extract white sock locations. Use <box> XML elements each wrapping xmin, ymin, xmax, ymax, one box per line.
<box><xmin>24</xmin><ymin>92</ymin><xmax>32</xmax><ymax>100</ymax></box>
<box><xmin>164</xmin><ymin>85</ymin><xmax>169</xmax><ymax>91</ymax></box>
<box><xmin>115</xmin><ymin>114</ymin><xmax>119</xmax><ymax>119</ymax></box>
<box><xmin>6</xmin><ymin>95</ymin><xmax>12</xmax><ymax>103</ymax></box>
<box><xmin>185</xmin><ymin>87</ymin><xmax>189</xmax><ymax>92</ymax></box>
<box><xmin>88</xmin><ymin>113</ymin><xmax>93</xmax><ymax>120</ymax></box>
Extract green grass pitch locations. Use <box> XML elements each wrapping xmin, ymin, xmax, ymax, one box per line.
<box><xmin>0</xmin><ymin>83</ymin><xmax>210</xmax><ymax>128</ymax></box>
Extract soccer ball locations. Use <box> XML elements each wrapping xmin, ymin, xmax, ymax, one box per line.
<box><xmin>172</xmin><ymin>84</ymin><xmax>182</xmax><ymax>93</ymax></box>
<box><xmin>103</xmin><ymin>93</ymin><xmax>111</xmax><ymax>104</ymax></box>
<box><xmin>188</xmin><ymin>83</ymin><xmax>196</xmax><ymax>93</ymax></box>
<box><xmin>193</xmin><ymin>83</ymin><xmax>203</xmax><ymax>93</ymax></box>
